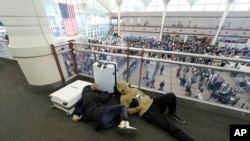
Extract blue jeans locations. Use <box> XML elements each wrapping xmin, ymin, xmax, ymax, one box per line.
<box><xmin>99</xmin><ymin>105</ymin><xmax>127</xmax><ymax>129</ymax></box>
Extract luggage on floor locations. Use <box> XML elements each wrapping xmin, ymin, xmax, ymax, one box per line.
<box><xmin>93</xmin><ymin>60</ymin><xmax>118</xmax><ymax>93</ymax></box>
<box><xmin>49</xmin><ymin>80</ymin><xmax>91</xmax><ymax>115</ymax></box>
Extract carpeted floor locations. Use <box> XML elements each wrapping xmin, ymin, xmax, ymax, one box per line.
<box><xmin>0</xmin><ymin>58</ymin><xmax>249</xmax><ymax>141</ymax></box>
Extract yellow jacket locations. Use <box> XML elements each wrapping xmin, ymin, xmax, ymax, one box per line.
<box><xmin>120</xmin><ymin>88</ymin><xmax>153</xmax><ymax>117</ymax></box>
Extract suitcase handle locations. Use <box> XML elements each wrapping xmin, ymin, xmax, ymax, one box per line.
<box><xmin>71</xmin><ymin>86</ymin><xmax>78</xmax><ymax>89</ymax></box>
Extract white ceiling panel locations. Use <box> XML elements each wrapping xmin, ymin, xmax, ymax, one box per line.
<box><xmin>98</xmin><ymin>0</ymin><xmax>117</xmax><ymax>12</ymax></box>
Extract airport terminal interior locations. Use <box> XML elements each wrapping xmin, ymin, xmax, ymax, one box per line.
<box><xmin>0</xmin><ymin>0</ymin><xmax>250</xmax><ymax>141</ymax></box>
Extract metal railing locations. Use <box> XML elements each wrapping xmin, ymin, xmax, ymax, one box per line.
<box><xmin>51</xmin><ymin>41</ymin><xmax>250</xmax><ymax>112</ymax></box>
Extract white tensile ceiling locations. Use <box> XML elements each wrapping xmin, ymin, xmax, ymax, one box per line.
<box><xmin>97</xmin><ymin>0</ymin><xmax>117</xmax><ymax>12</ymax></box>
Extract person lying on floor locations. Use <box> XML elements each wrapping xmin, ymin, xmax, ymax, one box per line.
<box><xmin>72</xmin><ymin>83</ymin><xmax>137</xmax><ymax>135</ymax></box>
<box><xmin>117</xmin><ymin>81</ymin><xmax>194</xmax><ymax>141</ymax></box>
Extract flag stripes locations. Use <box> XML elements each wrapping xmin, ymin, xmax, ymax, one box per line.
<box><xmin>59</xmin><ymin>3</ymin><xmax>78</xmax><ymax>36</ymax></box>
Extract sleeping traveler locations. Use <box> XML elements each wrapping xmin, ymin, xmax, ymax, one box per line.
<box><xmin>72</xmin><ymin>83</ymin><xmax>137</xmax><ymax>135</ymax></box>
<box><xmin>117</xmin><ymin>81</ymin><xmax>194</xmax><ymax>141</ymax></box>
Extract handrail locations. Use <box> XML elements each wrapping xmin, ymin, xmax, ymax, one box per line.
<box><xmin>73</xmin><ymin>42</ymin><xmax>250</xmax><ymax>64</ymax></box>
<box><xmin>105</xmin><ymin>25</ymin><xmax>114</xmax><ymax>40</ymax></box>
<box><xmin>53</xmin><ymin>42</ymin><xmax>70</xmax><ymax>47</ymax></box>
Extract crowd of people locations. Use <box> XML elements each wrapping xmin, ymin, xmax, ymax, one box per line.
<box><xmin>62</xmin><ymin>35</ymin><xmax>249</xmax><ymax>109</ymax></box>
<box><xmin>117</xmin><ymin>35</ymin><xmax>249</xmax><ymax>109</ymax></box>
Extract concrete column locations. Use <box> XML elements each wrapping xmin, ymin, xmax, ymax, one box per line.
<box><xmin>184</xmin><ymin>35</ymin><xmax>188</xmax><ymax>42</ymax></box>
<box><xmin>187</xmin><ymin>0</ymin><xmax>198</xmax><ymax>11</ymax></box>
<box><xmin>0</xmin><ymin>0</ymin><xmax>62</xmax><ymax>89</ymax></box>
<box><xmin>212</xmin><ymin>0</ymin><xmax>235</xmax><ymax>45</ymax></box>
<box><xmin>159</xmin><ymin>0</ymin><xmax>170</xmax><ymax>42</ymax></box>
<box><xmin>159</xmin><ymin>5</ymin><xmax>167</xmax><ymax>42</ymax></box>
<box><xmin>115</xmin><ymin>0</ymin><xmax>123</xmax><ymax>36</ymax></box>
<box><xmin>247</xmin><ymin>38</ymin><xmax>250</xmax><ymax>46</ymax></box>
<box><xmin>117</xmin><ymin>6</ymin><xmax>121</xmax><ymax>36</ymax></box>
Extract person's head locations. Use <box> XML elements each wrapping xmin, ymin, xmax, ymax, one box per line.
<box><xmin>91</xmin><ymin>83</ymin><xmax>98</xmax><ymax>91</ymax></box>
<box><xmin>117</xmin><ymin>81</ymin><xmax>130</xmax><ymax>94</ymax></box>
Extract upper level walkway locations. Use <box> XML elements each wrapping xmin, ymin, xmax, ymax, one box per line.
<box><xmin>0</xmin><ymin>57</ymin><xmax>249</xmax><ymax>141</ymax></box>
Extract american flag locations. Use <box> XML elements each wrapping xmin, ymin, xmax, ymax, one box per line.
<box><xmin>59</xmin><ymin>3</ymin><xmax>78</xmax><ymax>36</ymax></box>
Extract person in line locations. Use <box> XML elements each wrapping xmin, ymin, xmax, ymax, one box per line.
<box><xmin>150</xmin><ymin>77</ymin><xmax>155</xmax><ymax>88</ymax></box>
<box><xmin>117</xmin><ymin>81</ymin><xmax>194</xmax><ymax>141</ymax></box>
<box><xmin>185</xmin><ymin>79</ymin><xmax>192</xmax><ymax>97</ymax></box>
<box><xmin>179</xmin><ymin>76</ymin><xmax>186</xmax><ymax>87</ymax></box>
<box><xmin>143</xmin><ymin>70</ymin><xmax>150</xmax><ymax>80</ymax></box>
<box><xmin>159</xmin><ymin>80</ymin><xmax>165</xmax><ymax>91</ymax></box>
<box><xmin>72</xmin><ymin>83</ymin><xmax>137</xmax><ymax>135</ymax></box>
<box><xmin>195</xmin><ymin>86</ymin><xmax>204</xmax><ymax>100</ymax></box>
<box><xmin>160</xmin><ymin>64</ymin><xmax>164</xmax><ymax>75</ymax></box>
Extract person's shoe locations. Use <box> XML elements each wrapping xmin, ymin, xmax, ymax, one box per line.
<box><xmin>168</xmin><ymin>113</ymin><xmax>186</xmax><ymax>124</ymax></box>
<box><xmin>117</xmin><ymin>120</ymin><xmax>137</xmax><ymax>135</ymax></box>
<box><xmin>72</xmin><ymin>114</ymin><xmax>82</xmax><ymax>121</ymax></box>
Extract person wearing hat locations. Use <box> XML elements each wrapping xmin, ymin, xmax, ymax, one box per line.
<box><xmin>73</xmin><ymin>83</ymin><xmax>137</xmax><ymax>135</ymax></box>
<box><xmin>117</xmin><ymin>81</ymin><xmax>194</xmax><ymax>141</ymax></box>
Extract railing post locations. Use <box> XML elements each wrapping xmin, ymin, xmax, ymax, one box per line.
<box><xmin>69</xmin><ymin>41</ymin><xmax>78</xmax><ymax>75</ymax></box>
<box><xmin>138</xmin><ymin>46</ymin><xmax>145</xmax><ymax>88</ymax></box>
<box><xmin>126</xmin><ymin>46</ymin><xmax>130</xmax><ymax>82</ymax></box>
<box><xmin>50</xmin><ymin>44</ymin><xmax>65</xmax><ymax>85</ymax></box>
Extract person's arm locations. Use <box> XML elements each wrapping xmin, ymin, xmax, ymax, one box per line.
<box><xmin>127</xmin><ymin>106</ymin><xmax>141</xmax><ymax>115</ymax></box>
<box><xmin>120</xmin><ymin>96</ymin><xmax>141</xmax><ymax>115</ymax></box>
<box><xmin>97</xmin><ymin>91</ymin><xmax>112</xmax><ymax>104</ymax></box>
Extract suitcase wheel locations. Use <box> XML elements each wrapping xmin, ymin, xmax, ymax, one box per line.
<box><xmin>66</xmin><ymin>112</ymin><xmax>71</xmax><ymax>116</ymax></box>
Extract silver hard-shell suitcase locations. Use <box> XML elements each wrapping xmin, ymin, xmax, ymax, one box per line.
<box><xmin>49</xmin><ymin>80</ymin><xmax>91</xmax><ymax>115</ymax></box>
<box><xmin>93</xmin><ymin>61</ymin><xmax>117</xmax><ymax>93</ymax></box>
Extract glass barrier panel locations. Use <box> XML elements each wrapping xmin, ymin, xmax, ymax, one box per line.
<box><xmin>66</xmin><ymin>42</ymin><xmax>250</xmax><ymax>111</ymax></box>
<box><xmin>75</xmin><ymin>50</ymin><xmax>94</xmax><ymax>76</ymax></box>
<box><xmin>56</xmin><ymin>44</ymin><xmax>77</xmax><ymax>80</ymax></box>
<box><xmin>125</xmin><ymin>58</ymin><xmax>140</xmax><ymax>86</ymax></box>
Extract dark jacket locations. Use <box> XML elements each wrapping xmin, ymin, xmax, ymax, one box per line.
<box><xmin>82</xmin><ymin>85</ymin><xmax>111</xmax><ymax>130</ymax></box>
